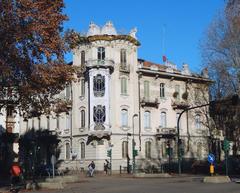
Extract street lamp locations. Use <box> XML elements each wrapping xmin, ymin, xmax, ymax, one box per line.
<box><xmin>126</xmin><ymin>132</ymin><xmax>131</xmax><ymax>174</ymax></box>
<box><xmin>132</xmin><ymin>114</ymin><xmax>138</xmax><ymax>174</ymax></box>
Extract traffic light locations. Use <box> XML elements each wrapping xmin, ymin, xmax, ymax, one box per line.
<box><xmin>107</xmin><ymin>149</ymin><xmax>112</xmax><ymax>157</ymax></box>
<box><xmin>133</xmin><ymin>149</ymin><xmax>138</xmax><ymax>157</ymax></box>
<box><xmin>223</xmin><ymin>139</ymin><xmax>230</xmax><ymax>151</ymax></box>
<box><xmin>166</xmin><ymin>147</ymin><xmax>173</xmax><ymax>156</ymax></box>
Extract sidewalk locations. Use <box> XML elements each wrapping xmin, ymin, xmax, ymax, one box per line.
<box><xmin>0</xmin><ymin>180</ymin><xmax>11</xmax><ymax>193</ymax></box>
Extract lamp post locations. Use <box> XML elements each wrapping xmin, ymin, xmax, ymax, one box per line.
<box><xmin>132</xmin><ymin>114</ymin><xmax>138</xmax><ymax>174</ymax></box>
<box><xmin>126</xmin><ymin>132</ymin><xmax>131</xmax><ymax>174</ymax></box>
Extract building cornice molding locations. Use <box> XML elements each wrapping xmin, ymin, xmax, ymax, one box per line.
<box><xmin>137</xmin><ymin>69</ymin><xmax>213</xmax><ymax>84</ymax></box>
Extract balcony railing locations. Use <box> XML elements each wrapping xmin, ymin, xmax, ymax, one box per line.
<box><xmin>171</xmin><ymin>100</ymin><xmax>190</xmax><ymax>110</ymax></box>
<box><xmin>156</xmin><ymin>127</ymin><xmax>177</xmax><ymax>139</ymax></box>
<box><xmin>140</xmin><ymin>97</ymin><xmax>159</xmax><ymax>108</ymax></box>
<box><xmin>119</xmin><ymin>63</ymin><xmax>130</xmax><ymax>73</ymax></box>
<box><xmin>86</xmin><ymin>59</ymin><xmax>114</xmax><ymax>69</ymax></box>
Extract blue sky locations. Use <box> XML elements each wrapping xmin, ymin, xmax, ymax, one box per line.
<box><xmin>63</xmin><ymin>0</ymin><xmax>225</xmax><ymax>72</ymax></box>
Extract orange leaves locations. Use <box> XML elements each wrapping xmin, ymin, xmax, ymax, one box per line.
<box><xmin>0</xmin><ymin>0</ymin><xmax>74</xmax><ymax>113</ymax></box>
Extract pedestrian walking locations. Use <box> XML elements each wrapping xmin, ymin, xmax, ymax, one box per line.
<box><xmin>10</xmin><ymin>159</ymin><xmax>22</xmax><ymax>187</ymax></box>
<box><xmin>88</xmin><ymin>161</ymin><xmax>95</xmax><ymax>177</ymax></box>
<box><xmin>104</xmin><ymin>159</ymin><xmax>110</xmax><ymax>174</ymax></box>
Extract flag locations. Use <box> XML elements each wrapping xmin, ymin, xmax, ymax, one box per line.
<box><xmin>162</xmin><ymin>55</ymin><xmax>167</xmax><ymax>62</ymax></box>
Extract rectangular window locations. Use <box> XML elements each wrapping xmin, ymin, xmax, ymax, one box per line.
<box><xmin>66</xmin><ymin>114</ymin><xmax>71</xmax><ymax>129</ymax></box>
<box><xmin>80</xmin><ymin>79</ymin><xmax>85</xmax><ymax>97</ymax></box>
<box><xmin>120</xmin><ymin>49</ymin><xmax>127</xmax><ymax>65</ymax></box>
<box><xmin>160</xmin><ymin>83</ymin><xmax>165</xmax><ymax>98</ymax></box>
<box><xmin>195</xmin><ymin>114</ymin><xmax>201</xmax><ymax>129</ymax></box>
<box><xmin>81</xmin><ymin>110</ymin><xmax>85</xmax><ymax>128</ymax></box>
<box><xmin>81</xmin><ymin>51</ymin><xmax>85</xmax><ymax>66</ymax></box>
<box><xmin>66</xmin><ymin>85</ymin><xmax>71</xmax><ymax>100</ymax></box>
<box><xmin>56</xmin><ymin>115</ymin><xmax>59</xmax><ymax>129</ymax></box>
<box><xmin>175</xmin><ymin>85</ymin><xmax>180</xmax><ymax>100</ymax></box>
<box><xmin>144</xmin><ymin>81</ymin><xmax>150</xmax><ymax>100</ymax></box>
<box><xmin>121</xmin><ymin>77</ymin><xmax>127</xmax><ymax>95</ymax></box>
<box><xmin>98</xmin><ymin>47</ymin><xmax>105</xmax><ymax>61</ymax></box>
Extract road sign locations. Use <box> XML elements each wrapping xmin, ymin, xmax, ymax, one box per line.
<box><xmin>207</xmin><ymin>153</ymin><xmax>215</xmax><ymax>164</ymax></box>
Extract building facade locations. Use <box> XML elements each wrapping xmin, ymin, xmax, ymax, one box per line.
<box><xmin>20</xmin><ymin>22</ymin><xmax>212</xmax><ymax>172</ymax></box>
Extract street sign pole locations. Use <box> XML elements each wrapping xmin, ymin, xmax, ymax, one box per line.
<box><xmin>226</xmin><ymin>151</ymin><xmax>228</xmax><ymax>176</ymax></box>
<box><xmin>208</xmin><ymin>153</ymin><xmax>215</xmax><ymax>176</ymax></box>
<box><xmin>223</xmin><ymin>139</ymin><xmax>230</xmax><ymax>176</ymax></box>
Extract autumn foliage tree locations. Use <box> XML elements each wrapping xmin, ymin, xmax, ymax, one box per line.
<box><xmin>0</xmin><ymin>0</ymin><xmax>76</xmax><ymax>115</ymax></box>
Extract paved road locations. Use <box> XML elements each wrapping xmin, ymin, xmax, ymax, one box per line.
<box><xmin>31</xmin><ymin>175</ymin><xmax>240</xmax><ymax>193</ymax></box>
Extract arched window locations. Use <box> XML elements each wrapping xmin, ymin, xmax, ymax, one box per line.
<box><xmin>97</xmin><ymin>47</ymin><xmax>105</xmax><ymax>61</ymax></box>
<box><xmin>160</xmin><ymin>83</ymin><xmax>165</xmax><ymax>98</ymax></box>
<box><xmin>93</xmin><ymin>74</ymin><xmax>105</xmax><ymax>97</ymax></box>
<box><xmin>144</xmin><ymin>81</ymin><xmax>150</xmax><ymax>99</ymax></box>
<box><xmin>38</xmin><ymin>117</ymin><xmax>41</xmax><ymax>129</ymax></box>
<box><xmin>66</xmin><ymin>142</ymin><xmax>70</xmax><ymax>160</ymax></box>
<box><xmin>120</xmin><ymin>77</ymin><xmax>127</xmax><ymax>95</ymax></box>
<box><xmin>32</xmin><ymin>118</ymin><xmax>35</xmax><ymax>129</ymax></box>
<box><xmin>195</xmin><ymin>114</ymin><xmax>201</xmax><ymax>129</ymax></box>
<box><xmin>80</xmin><ymin>142</ymin><xmax>85</xmax><ymax>159</ymax></box>
<box><xmin>145</xmin><ymin>141</ymin><xmax>151</xmax><ymax>158</ymax></box>
<box><xmin>144</xmin><ymin>111</ymin><xmax>151</xmax><ymax>129</ymax></box>
<box><xmin>81</xmin><ymin>50</ymin><xmax>85</xmax><ymax>65</ymax></box>
<box><xmin>81</xmin><ymin>110</ymin><xmax>85</xmax><ymax>128</ymax></box>
<box><xmin>160</xmin><ymin>112</ymin><xmax>167</xmax><ymax>128</ymax></box>
<box><xmin>120</xmin><ymin>49</ymin><xmax>127</xmax><ymax>65</ymax></box>
<box><xmin>47</xmin><ymin>116</ymin><xmax>50</xmax><ymax>130</ymax></box>
<box><xmin>121</xmin><ymin>109</ymin><xmax>128</xmax><ymax>127</ymax></box>
<box><xmin>122</xmin><ymin>141</ymin><xmax>128</xmax><ymax>158</ymax></box>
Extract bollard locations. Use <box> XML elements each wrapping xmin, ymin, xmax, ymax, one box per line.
<box><xmin>210</xmin><ymin>164</ymin><xmax>214</xmax><ymax>176</ymax></box>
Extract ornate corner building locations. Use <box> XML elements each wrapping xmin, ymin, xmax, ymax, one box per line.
<box><xmin>19</xmin><ymin>22</ymin><xmax>213</xmax><ymax>171</ymax></box>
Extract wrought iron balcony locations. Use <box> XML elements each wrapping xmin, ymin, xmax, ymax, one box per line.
<box><xmin>119</xmin><ymin>63</ymin><xmax>130</xmax><ymax>73</ymax></box>
<box><xmin>171</xmin><ymin>100</ymin><xmax>190</xmax><ymax>110</ymax></box>
<box><xmin>140</xmin><ymin>97</ymin><xmax>159</xmax><ymax>108</ymax></box>
<box><xmin>156</xmin><ymin>127</ymin><xmax>177</xmax><ymax>139</ymax></box>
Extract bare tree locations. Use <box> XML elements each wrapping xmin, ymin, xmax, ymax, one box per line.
<box><xmin>201</xmin><ymin>0</ymin><xmax>240</xmax><ymax>99</ymax></box>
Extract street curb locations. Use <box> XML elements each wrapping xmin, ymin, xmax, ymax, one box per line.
<box><xmin>203</xmin><ymin>176</ymin><xmax>231</xmax><ymax>183</ymax></box>
<box><xmin>133</xmin><ymin>173</ymin><xmax>172</xmax><ymax>178</ymax></box>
